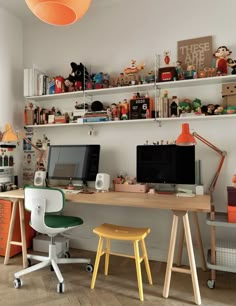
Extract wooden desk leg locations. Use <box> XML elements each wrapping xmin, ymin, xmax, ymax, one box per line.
<box><xmin>163</xmin><ymin>211</ymin><xmax>201</xmax><ymax>305</ymax></box>
<box><xmin>176</xmin><ymin>220</ymin><xmax>184</xmax><ymax>267</ymax></box>
<box><xmin>4</xmin><ymin>199</ymin><xmax>28</xmax><ymax>269</ymax></box>
<box><xmin>176</xmin><ymin>212</ymin><xmax>206</xmax><ymax>272</ymax></box>
<box><xmin>4</xmin><ymin>199</ymin><xmax>18</xmax><ymax>266</ymax></box>
<box><xmin>183</xmin><ymin>212</ymin><xmax>201</xmax><ymax>305</ymax></box>
<box><xmin>163</xmin><ymin>213</ymin><xmax>179</xmax><ymax>299</ymax></box>
<box><xmin>19</xmin><ymin>199</ymin><xmax>27</xmax><ymax>268</ymax></box>
<box><xmin>192</xmin><ymin>212</ymin><xmax>206</xmax><ymax>271</ymax></box>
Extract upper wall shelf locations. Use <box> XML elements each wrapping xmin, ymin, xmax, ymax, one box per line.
<box><xmin>24</xmin><ymin>74</ymin><xmax>236</xmax><ymax>102</ymax></box>
<box><xmin>156</xmin><ymin>74</ymin><xmax>236</xmax><ymax>89</ymax></box>
<box><xmin>25</xmin><ymin>83</ymin><xmax>155</xmax><ymax>102</ymax></box>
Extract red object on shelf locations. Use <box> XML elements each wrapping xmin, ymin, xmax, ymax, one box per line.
<box><xmin>55</xmin><ymin>76</ymin><xmax>65</xmax><ymax>94</ymax></box>
<box><xmin>228</xmin><ymin>205</ymin><xmax>236</xmax><ymax>223</ymax></box>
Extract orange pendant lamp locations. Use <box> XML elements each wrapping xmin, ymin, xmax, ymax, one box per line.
<box><xmin>25</xmin><ymin>0</ymin><xmax>91</xmax><ymax>26</ymax></box>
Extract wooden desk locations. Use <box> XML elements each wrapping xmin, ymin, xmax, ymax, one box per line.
<box><xmin>0</xmin><ymin>189</ymin><xmax>210</xmax><ymax>305</ymax></box>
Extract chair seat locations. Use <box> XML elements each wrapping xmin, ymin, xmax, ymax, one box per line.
<box><xmin>43</xmin><ymin>215</ymin><xmax>84</xmax><ymax>228</ymax></box>
<box><xmin>93</xmin><ymin>223</ymin><xmax>150</xmax><ymax>241</ymax></box>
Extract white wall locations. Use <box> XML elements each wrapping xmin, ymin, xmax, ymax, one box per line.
<box><xmin>0</xmin><ymin>8</ymin><xmax>23</xmax><ymax>184</ymax></box>
<box><xmin>20</xmin><ymin>0</ymin><xmax>236</xmax><ymax>264</ymax></box>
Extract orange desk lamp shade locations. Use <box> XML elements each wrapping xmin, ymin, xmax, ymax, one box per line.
<box><xmin>25</xmin><ymin>0</ymin><xmax>91</xmax><ymax>26</ymax></box>
<box><xmin>1</xmin><ymin>124</ymin><xmax>18</xmax><ymax>142</ymax></box>
<box><xmin>176</xmin><ymin>123</ymin><xmax>196</xmax><ymax>146</ymax></box>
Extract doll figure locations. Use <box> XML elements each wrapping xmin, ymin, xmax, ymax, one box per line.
<box><xmin>111</xmin><ymin>103</ymin><xmax>119</xmax><ymax>120</ymax></box>
<box><xmin>214</xmin><ymin>46</ymin><xmax>232</xmax><ymax>75</ymax></box>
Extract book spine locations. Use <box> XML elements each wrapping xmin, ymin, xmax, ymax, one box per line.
<box><xmin>23</xmin><ymin>69</ymin><xmax>29</xmax><ymax>97</ymax></box>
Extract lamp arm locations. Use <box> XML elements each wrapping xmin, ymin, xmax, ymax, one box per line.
<box><xmin>193</xmin><ymin>132</ymin><xmax>225</xmax><ymax>156</ymax></box>
<box><xmin>193</xmin><ymin>132</ymin><xmax>227</xmax><ymax>194</ymax></box>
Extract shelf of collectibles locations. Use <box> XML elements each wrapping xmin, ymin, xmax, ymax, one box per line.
<box><xmin>24</xmin><ymin>56</ymin><xmax>236</xmax><ymax>129</ymax></box>
<box><xmin>24</xmin><ymin>60</ymin><xmax>157</xmax><ymax>128</ymax></box>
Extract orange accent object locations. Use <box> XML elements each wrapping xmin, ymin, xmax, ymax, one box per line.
<box><xmin>228</xmin><ymin>205</ymin><xmax>236</xmax><ymax>223</ymax></box>
<box><xmin>176</xmin><ymin>123</ymin><xmax>227</xmax><ymax>197</ymax></box>
<box><xmin>1</xmin><ymin>124</ymin><xmax>18</xmax><ymax>142</ymax></box>
<box><xmin>176</xmin><ymin>123</ymin><xmax>196</xmax><ymax>146</ymax></box>
<box><xmin>232</xmin><ymin>174</ymin><xmax>236</xmax><ymax>183</ymax></box>
<box><xmin>0</xmin><ymin>200</ymin><xmax>35</xmax><ymax>257</ymax></box>
<box><xmin>25</xmin><ymin>0</ymin><xmax>91</xmax><ymax>26</ymax></box>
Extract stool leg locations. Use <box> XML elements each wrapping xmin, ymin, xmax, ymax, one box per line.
<box><xmin>140</xmin><ymin>239</ymin><xmax>153</xmax><ymax>285</ymax></box>
<box><xmin>91</xmin><ymin>237</ymin><xmax>104</xmax><ymax>289</ymax></box>
<box><xmin>105</xmin><ymin>238</ymin><xmax>110</xmax><ymax>276</ymax></box>
<box><xmin>133</xmin><ymin>240</ymin><xmax>144</xmax><ymax>301</ymax></box>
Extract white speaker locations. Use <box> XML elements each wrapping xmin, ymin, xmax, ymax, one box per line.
<box><xmin>34</xmin><ymin>171</ymin><xmax>46</xmax><ymax>187</ymax></box>
<box><xmin>196</xmin><ymin>185</ymin><xmax>204</xmax><ymax>195</ymax></box>
<box><xmin>95</xmin><ymin>173</ymin><xmax>110</xmax><ymax>192</ymax></box>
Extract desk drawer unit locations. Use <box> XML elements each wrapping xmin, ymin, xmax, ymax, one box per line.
<box><xmin>0</xmin><ymin>199</ymin><xmax>35</xmax><ymax>257</ymax></box>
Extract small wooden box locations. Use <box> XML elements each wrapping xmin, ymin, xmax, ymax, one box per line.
<box><xmin>222</xmin><ymin>83</ymin><xmax>236</xmax><ymax>108</ymax></box>
<box><xmin>55</xmin><ymin>115</ymin><xmax>66</xmax><ymax>124</ymax></box>
<box><xmin>114</xmin><ymin>184</ymin><xmax>148</xmax><ymax>193</ymax></box>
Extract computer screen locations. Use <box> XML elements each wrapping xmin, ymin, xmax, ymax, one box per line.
<box><xmin>136</xmin><ymin>144</ymin><xmax>195</xmax><ymax>184</ymax></box>
<box><xmin>47</xmin><ymin>144</ymin><xmax>100</xmax><ymax>183</ymax></box>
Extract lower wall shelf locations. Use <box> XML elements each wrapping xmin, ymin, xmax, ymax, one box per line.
<box><xmin>207</xmin><ymin>250</ymin><xmax>236</xmax><ymax>273</ymax></box>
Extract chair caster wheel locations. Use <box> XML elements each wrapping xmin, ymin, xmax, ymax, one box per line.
<box><xmin>57</xmin><ymin>282</ymin><xmax>65</xmax><ymax>293</ymax></box>
<box><xmin>207</xmin><ymin>279</ymin><xmax>215</xmax><ymax>289</ymax></box>
<box><xmin>86</xmin><ymin>264</ymin><xmax>94</xmax><ymax>273</ymax></box>
<box><xmin>64</xmin><ymin>251</ymin><xmax>70</xmax><ymax>258</ymax></box>
<box><xmin>14</xmin><ymin>278</ymin><xmax>23</xmax><ymax>289</ymax></box>
<box><xmin>27</xmin><ymin>259</ymin><xmax>32</xmax><ymax>267</ymax></box>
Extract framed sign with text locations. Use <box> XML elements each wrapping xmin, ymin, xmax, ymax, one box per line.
<box><xmin>177</xmin><ymin>36</ymin><xmax>213</xmax><ymax>71</ymax></box>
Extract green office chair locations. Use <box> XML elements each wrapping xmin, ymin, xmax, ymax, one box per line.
<box><xmin>13</xmin><ymin>186</ymin><xmax>93</xmax><ymax>293</ymax></box>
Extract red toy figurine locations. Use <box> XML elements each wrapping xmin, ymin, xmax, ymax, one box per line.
<box><xmin>214</xmin><ymin>46</ymin><xmax>232</xmax><ymax>75</ymax></box>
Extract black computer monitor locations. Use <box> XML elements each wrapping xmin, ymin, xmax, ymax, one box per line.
<box><xmin>136</xmin><ymin>144</ymin><xmax>195</xmax><ymax>184</ymax></box>
<box><xmin>47</xmin><ymin>144</ymin><xmax>100</xmax><ymax>185</ymax></box>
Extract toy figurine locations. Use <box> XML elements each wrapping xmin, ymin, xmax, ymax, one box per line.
<box><xmin>176</xmin><ymin>61</ymin><xmax>184</xmax><ymax>80</ymax></box>
<box><xmin>185</xmin><ymin>64</ymin><xmax>196</xmax><ymax>79</ymax></box>
<box><xmin>120</xmin><ymin>100</ymin><xmax>128</xmax><ymax>120</ymax></box>
<box><xmin>227</xmin><ymin>58</ymin><xmax>236</xmax><ymax>74</ymax></box>
<box><xmin>213</xmin><ymin>46</ymin><xmax>232</xmax><ymax>75</ymax></box>
<box><xmin>111</xmin><ymin>103</ymin><xmax>119</xmax><ymax>120</ymax></box>
<box><xmin>164</xmin><ymin>51</ymin><xmax>170</xmax><ymax>65</ymax></box>
<box><xmin>124</xmin><ymin>60</ymin><xmax>145</xmax><ymax>75</ymax></box>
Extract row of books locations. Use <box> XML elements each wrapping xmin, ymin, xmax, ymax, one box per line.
<box><xmin>24</xmin><ymin>66</ymin><xmax>50</xmax><ymax>97</ymax></box>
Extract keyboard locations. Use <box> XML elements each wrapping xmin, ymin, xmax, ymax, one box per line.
<box><xmin>176</xmin><ymin>193</ymin><xmax>196</xmax><ymax>197</ymax></box>
<box><xmin>60</xmin><ymin>189</ymin><xmax>83</xmax><ymax>194</ymax></box>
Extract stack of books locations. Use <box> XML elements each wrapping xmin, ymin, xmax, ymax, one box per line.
<box><xmin>82</xmin><ymin>111</ymin><xmax>109</xmax><ymax>122</ymax></box>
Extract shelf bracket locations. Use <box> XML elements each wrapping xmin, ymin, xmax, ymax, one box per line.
<box><xmin>154</xmin><ymin>119</ymin><xmax>162</xmax><ymax>127</ymax></box>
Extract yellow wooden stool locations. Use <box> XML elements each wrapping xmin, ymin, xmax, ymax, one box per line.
<box><xmin>90</xmin><ymin>223</ymin><xmax>153</xmax><ymax>301</ymax></box>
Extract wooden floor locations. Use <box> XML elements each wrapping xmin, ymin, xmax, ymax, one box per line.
<box><xmin>0</xmin><ymin>249</ymin><xmax>235</xmax><ymax>306</ymax></box>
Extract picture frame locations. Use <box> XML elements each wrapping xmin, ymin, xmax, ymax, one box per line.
<box><xmin>177</xmin><ymin>36</ymin><xmax>213</xmax><ymax>71</ymax></box>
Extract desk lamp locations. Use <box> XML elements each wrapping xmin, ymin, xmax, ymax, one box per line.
<box><xmin>176</xmin><ymin>123</ymin><xmax>227</xmax><ymax>199</ymax></box>
<box><xmin>1</xmin><ymin>124</ymin><xmax>45</xmax><ymax>171</ymax></box>
<box><xmin>25</xmin><ymin>0</ymin><xmax>91</xmax><ymax>26</ymax></box>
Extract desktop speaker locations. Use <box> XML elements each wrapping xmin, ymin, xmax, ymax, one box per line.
<box><xmin>95</xmin><ymin>173</ymin><xmax>110</xmax><ymax>192</ymax></box>
<box><xmin>34</xmin><ymin>171</ymin><xmax>46</xmax><ymax>187</ymax></box>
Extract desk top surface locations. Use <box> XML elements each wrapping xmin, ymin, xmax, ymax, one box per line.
<box><xmin>0</xmin><ymin>189</ymin><xmax>210</xmax><ymax>212</ymax></box>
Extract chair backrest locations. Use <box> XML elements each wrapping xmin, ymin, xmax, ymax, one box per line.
<box><xmin>24</xmin><ymin>186</ymin><xmax>65</xmax><ymax>213</ymax></box>
<box><xmin>24</xmin><ymin>186</ymin><xmax>66</xmax><ymax>234</ymax></box>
